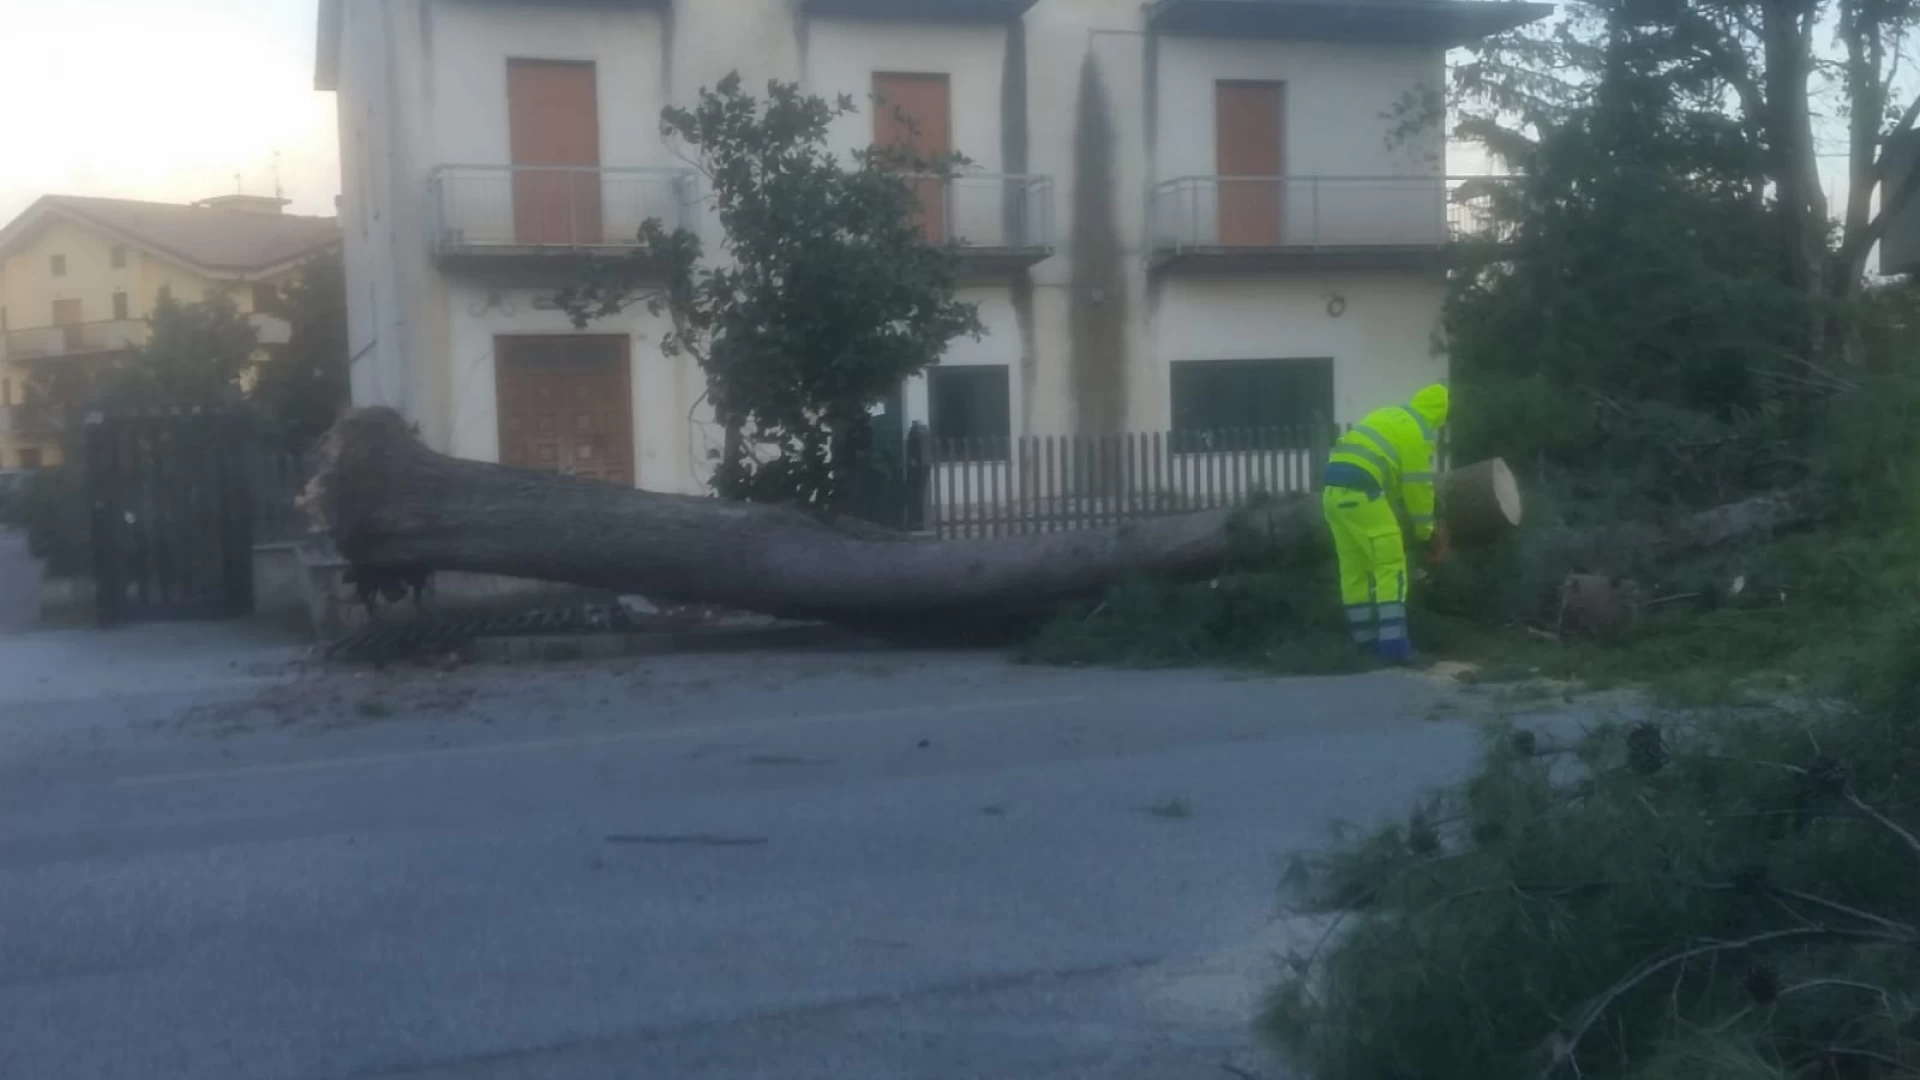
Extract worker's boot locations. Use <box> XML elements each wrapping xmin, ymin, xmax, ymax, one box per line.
<box><xmin>1375</xmin><ymin>637</ymin><xmax>1414</xmax><ymax>667</ymax></box>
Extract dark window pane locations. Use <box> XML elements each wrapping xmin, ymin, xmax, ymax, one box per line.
<box><xmin>928</xmin><ymin>364</ymin><xmax>1011</xmax><ymax>461</ymax></box>
<box><xmin>1170</xmin><ymin>358</ymin><xmax>1331</xmax><ymax>452</ymax></box>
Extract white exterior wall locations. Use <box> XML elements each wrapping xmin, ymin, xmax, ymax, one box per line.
<box><xmin>1154</xmin><ymin>38</ymin><xmax>1442</xmax><ymax>180</ymax></box>
<box><xmin>326</xmin><ymin>0</ymin><xmax>1455</xmax><ymax>499</ymax></box>
<box><xmin>332</xmin><ymin>0</ymin><xmax>400</xmax><ymax>411</ymax></box>
<box><xmin>440</xmin><ymin>285</ymin><xmax>704</xmax><ymax>491</ymax></box>
<box><xmin>1151</xmin><ymin>273</ymin><xmax>1447</xmax><ymax>422</ymax></box>
<box><xmin>807</xmin><ymin>18</ymin><xmax>1007</xmax><ymax>171</ymax></box>
<box><xmin>900</xmin><ymin>286</ymin><xmax>1025</xmax><ymax>428</ymax></box>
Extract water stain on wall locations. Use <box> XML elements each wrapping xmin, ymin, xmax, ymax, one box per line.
<box><xmin>1142</xmin><ymin>29</ymin><xmax>1168</xmax><ymax>319</ymax></box>
<box><xmin>659</xmin><ymin>4</ymin><xmax>677</xmax><ymax>108</ymax></box>
<box><xmin>1001</xmin><ymin>17</ymin><xmax>1038</xmax><ymax>435</ymax></box>
<box><xmin>1068</xmin><ymin>51</ymin><xmax>1128</xmax><ymax>436</ymax></box>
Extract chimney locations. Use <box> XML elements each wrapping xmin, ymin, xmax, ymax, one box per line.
<box><xmin>194</xmin><ymin>194</ymin><xmax>290</xmax><ymax>215</ymax></box>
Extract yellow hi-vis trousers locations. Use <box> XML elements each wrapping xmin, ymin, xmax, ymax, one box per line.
<box><xmin>1321</xmin><ymin>485</ymin><xmax>1410</xmax><ymax>659</ymax></box>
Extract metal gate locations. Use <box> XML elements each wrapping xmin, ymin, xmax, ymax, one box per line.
<box><xmin>87</xmin><ymin>408</ymin><xmax>254</xmax><ymax>625</ymax></box>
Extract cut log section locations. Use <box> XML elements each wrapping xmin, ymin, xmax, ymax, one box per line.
<box><xmin>302</xmin><ymin>409</ymin><xmax>1807</xmax><ymax>630</ymax></box>
<box><xmin>1557</xmin><ymin>574</ymin><xmax>1646</xmax><ymax>641</ymax></box>
<box><xmin>1440</xmin><ymin>457</ymin><xmax>1523</xmax><ymax>545</ymax></box>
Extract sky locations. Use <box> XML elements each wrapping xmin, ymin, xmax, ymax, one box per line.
<box><xmin>0</xmin><ymin>0</ymin><xmax>339</xmax><ymax>224</ymax></box>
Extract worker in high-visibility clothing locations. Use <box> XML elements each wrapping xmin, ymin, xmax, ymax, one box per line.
<box><xmin>1321</xmin><ymin>384</ymin><xmax>1451</xmax><ymax>664</ymax></box>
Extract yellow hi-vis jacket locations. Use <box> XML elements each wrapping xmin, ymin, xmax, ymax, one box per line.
<box><xmin>1326</xmin><ymin>384</ymin><xmax>1450</xmax><ymax>542</ymax></box>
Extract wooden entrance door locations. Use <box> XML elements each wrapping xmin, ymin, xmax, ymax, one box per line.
<box><xmin>495</xmin><ymin>335</ymin><xmax>635</xmax><ymax>487</ymax></box>
<box><xmin>1215</xmin><ymin>82</ymin><xmax>1284</xmax><ymax>246</ymax></box>
<box><xmin>508</xmin><ymin>60</ymin><xmax>602</xmax><ymax>245</ymax></box>
<box><xmin>873</xmin><ymin>72</ymin><xmax>952</xmax><ymax>244</ymax></box>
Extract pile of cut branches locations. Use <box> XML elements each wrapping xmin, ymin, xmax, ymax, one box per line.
<box><xmin>1263</xmin><ymin>612</ymin><xmax>1920</xmax><ymax>1080</ymax></box>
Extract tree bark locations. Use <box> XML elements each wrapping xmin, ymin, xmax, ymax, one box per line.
<box><xmin>303</xmin><ymin>409</ymin><xmax>1805</xmax><ymax>629</ymax></box>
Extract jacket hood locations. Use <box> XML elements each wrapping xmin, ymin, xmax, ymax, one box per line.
<box><xmin>1410</xmin><ymin>383</ymin><xmax>1450</xmax><ymax>428</ymax></box>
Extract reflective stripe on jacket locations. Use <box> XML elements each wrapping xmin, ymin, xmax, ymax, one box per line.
<box><xmin>1327</xmin><ymin>404</ymin><xmax>1440</xmax><ymax>541</ymax></box>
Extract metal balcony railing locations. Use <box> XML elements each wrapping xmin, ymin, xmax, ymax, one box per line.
<box><xmin>2</xmin><ymin>319</ymin><xmax>144</xmax><ymax>362</ymax></box>
<box><xmin>0</xmin><ymin>403</ymin><xmax>63</xmax><ymax>436</ymax></box>
<box><xmin>901</xmin><ymin>172</ymin><xmax>1056</xmax><ymax>252</ymax></box>
<box><xmin>1149</xmin><ymin>175</ymin><xmax>1512</xmax><ymax>253</ymax></box>
<box><xmin>428</xmin><ymin>165</ymin><xmax>700</xmax><ymax>254</ymax></box>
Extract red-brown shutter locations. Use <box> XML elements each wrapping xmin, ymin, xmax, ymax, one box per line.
<box><xmin>508</xmin><ymin>60</ymin><xmax>603</xmax><ymax>245</ymax></box>
<box><xmin>1215</xmin><ymin>82</ymin><xmax>1284</xmax><ymax>246</ymax></box>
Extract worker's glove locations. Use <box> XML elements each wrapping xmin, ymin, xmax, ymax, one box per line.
<box><xmin>1425</xmin><ymin>524</ymin><xmax>1452</xmax><ymax>565</ymax></box>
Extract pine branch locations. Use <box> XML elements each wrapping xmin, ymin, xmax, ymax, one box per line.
<box><xmin>1771</xmin><ymin>885</ymin><xmax>1919</xmax><ymax>936</ymax></box>
<box><xmin>1537</xmin><ymin>927</ymin><xmax>1917</xmax><ymax>1079</ymax></box>
<box><xmin>1844</xmin><ymin>786</ymin><xmax>1920</xmax><ymax>864</ymax></box>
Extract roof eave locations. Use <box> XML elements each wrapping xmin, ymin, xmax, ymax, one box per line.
<box><xmin>215</xmin><ymin>239</ymin><xmax>347</xmax><ymax>283</ymax></box>
<box><xmin>0</xmin><ymin>199</ymin><xmax>341</xmax><ymax>282</ymax></box>
<box><xmin>1147</xmin><ymin>0</ymin><xmax>1553</xmax><ymax>46</ymax></box>
<box><xmin>801</xmin><ymin>0</ymin><xmax>1040</xmax><ymax>24</ymax></box>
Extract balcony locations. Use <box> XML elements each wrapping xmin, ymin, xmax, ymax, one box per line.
<box><xmin>0</xmin><ymin>403</ymin><xmax>63</xmax><ymax>437</ymax></box>
<box><xmin>249</xmin><ymin>312</ymin><xmax>292</xmax><ymax>347</ymax></box>
<box><xmin>2</xmin><ymin>319</ymin><xmax>144</xmax><ymax>362</ymax></box>
<box><xmin>428</xmin><ymin>165</ymin><xmax>699</xmax><ymax>268</ymax></box>
<box><xmin>906</xmin><ymin>173</ymin><xmax>1056</xmax><ymax>275</ymax></box>
<box><xmin>1149</xmin><ymin>175</ymin><xmax>1504</xmax><ymax>271</ymax></box>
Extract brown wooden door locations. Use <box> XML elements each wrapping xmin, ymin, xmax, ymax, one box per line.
<box><xmin>1215</xmin><ymin>82</ymin><xmax>1284</xmax><ymax>246</ymax></box>
<box><xmin>873</xmin><ymin>72</ymin><xmax>951</xmax><ymax>244</ymax></box>
<box><xmin>508</xmin><ymin>60</ymin><xmax>602</xmax><ymax>246</ymax></box>
<box><xmin>495</xmin><ymin>335</ymin><xmax>635</xmax><ymax>487</ymax></box>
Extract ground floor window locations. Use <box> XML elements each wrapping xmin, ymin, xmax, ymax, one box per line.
<box><xmin>927</xmin><ymin>363</ymin><xmax>1011</xmax><ymax>462</ymax></box>
<box><xmin>1170</xmin><ymin>357</ymin><xmax>1332</xmax><ymax>452</ymax></box>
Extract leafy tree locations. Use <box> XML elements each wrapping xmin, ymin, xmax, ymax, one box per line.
<box><xmin>561</xmin><ymin>73</ymin><xmax>984</xmax><ymax>508</ymax></box>
<box><xmin>90</xmin><ymin>290</ymin><xmax>257</xmax><ymax>410</ymax></box>
<box><xmin>250</xmin><ymin>250</ymin><xmax>350</xmax><ymax>452</ymax></box>
<box><xmin>1442</xmin><ymin>0</ymin><xmax>1920</xmax><ymax>357</ymax></box>
<box><xmin>1420</xmin><ymin>0</ymin><xmax>1920</xmax><ymax>509</ymax></box>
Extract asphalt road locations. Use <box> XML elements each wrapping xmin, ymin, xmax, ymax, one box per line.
<box><xmin>0</xmin><ymin>631</ymin><xmax>1521</xmax><ymax>1079</ymax></box>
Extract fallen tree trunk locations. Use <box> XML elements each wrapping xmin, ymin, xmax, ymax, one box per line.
<box><xmin>302</xmin><ymin>408</ymin><xmax>1802</xmax><ymax>628</ymax></box>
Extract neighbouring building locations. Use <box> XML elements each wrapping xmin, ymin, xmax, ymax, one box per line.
<box><xmin>315</xmin><ymin>0</ymin><xmax>1548</xmax><ymax>498</ymax></box>
<box><xmin>0</xmin><ymin>194</ymin><xmax>341</xmax><ymax>469</ymax></box>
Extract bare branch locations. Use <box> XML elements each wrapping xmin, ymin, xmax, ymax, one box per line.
<box><xmin>1891</xmin><ymin>87</ymin><xmax>1920</xmax><ymax>150</ymax></box>
<box><xmin>1772</xmin><ymin>885</ymin><xmax>1919</xmax><ymax>936</ymax></box>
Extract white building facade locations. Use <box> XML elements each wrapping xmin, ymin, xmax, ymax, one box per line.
<box><xmin>316</xmin><ymin>0</ymin><xmax>1547</xmax><ymax>497</ymax></box>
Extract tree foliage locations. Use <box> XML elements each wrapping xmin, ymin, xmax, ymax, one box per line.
<box><xmin>250</xmin><ymin>250</ymin><xmax>351</xmax><ymax>452</ymax></box>
<box><xmin>561</xmin><ymin>73</ymin><xmax>984</xmax><ymax>507</ymax></box>
<box><xmin>1247</xmin><ymin>5</ymin><xmax>1920</xmax><ymax>1077</ymax></box>
<box><xmin>1436</xmin><ymin>0</ymin><xmax>1920</xmax><ymax>513</ymax></box>
<box><xmin>89</xmin><ymin>290</ymin><xmax>257</xmax><ymax>411</ymax></box>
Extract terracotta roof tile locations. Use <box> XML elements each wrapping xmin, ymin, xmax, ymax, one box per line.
<box><xmin>39</xmin><ymin>195</ymin><xmax>339</xmax><ymax>275</ymax></box>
